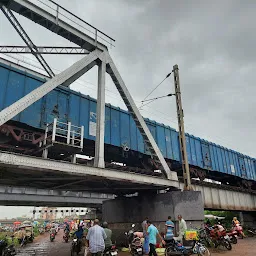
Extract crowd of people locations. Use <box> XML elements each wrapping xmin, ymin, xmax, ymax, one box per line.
<box><xmin>61</xmin><ymin>215</ymin><xmax>245</xmax><ymax>256</ymax></box>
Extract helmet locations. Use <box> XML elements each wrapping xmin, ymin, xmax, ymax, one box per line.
<box><xmin>103</xmin><ymin>222</ymin><xmax>108</xmax><ymax>228</ymax></box>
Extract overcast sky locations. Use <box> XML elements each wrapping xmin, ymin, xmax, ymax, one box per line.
<box><xmin>0</xmin><ymin>0</ymin><xmax>256</xmax><ymax>218</ymax></box>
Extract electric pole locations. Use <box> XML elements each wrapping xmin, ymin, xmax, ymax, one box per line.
<box><xmin>173</xmin><ymin>64</ymin><xmax>192</xmax><ymax>190</ymax></box>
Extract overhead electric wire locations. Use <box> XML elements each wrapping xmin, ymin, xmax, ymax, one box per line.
<box><xmin>141</xmin><ymin>71</ymin><xmax>173</xmax><ymax>102</ymax></box>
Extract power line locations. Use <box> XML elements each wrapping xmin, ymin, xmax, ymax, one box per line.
<box><xmin>141</xmin><ymin>71</ymin><xmax>172</xmax><ymax>103</ymax></box>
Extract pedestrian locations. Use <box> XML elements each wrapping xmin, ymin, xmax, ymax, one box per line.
<box><xmin>86</xmin><ymin>219</ymin><xmax>107</xmax><ymax>256</ymax></box>
<box><xmin>142</xmin><ymin>217</ymin><xmax>149</xmax><ymax>254</ymax></box>
<box><xmin>174</xmin><ymin>215</ymin><xmax>187</xmax><ymax>243</ymax></box>
<box><xmin>147</xmin><ymin>220</ymin><xmax>165</xmax><ymax>256</ymax></box>
<box><xmin>165</xmin><ymin>216</ymin><xmax>174</xmax><ymax>241</ymax></box>
<box><xmin>102</xmin><ymin>222</ymin><xmax>112</xmax><ymax>250</ymax></box>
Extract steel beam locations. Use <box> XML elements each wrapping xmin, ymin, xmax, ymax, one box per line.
<box><xmin>105</xmin><ymin>52</ymin><xmax>178</xmax><ymax>181</ymax></box>
<box><xmin>0</xmin><ymin>6</ymin><xmax>55</xmax><ymax>77</ymax></box>
<box><xmin>0</xmin><ymin>185</ymin><xmax>113</xmax><ymax>206</ymax></box>
<box><xmin>0</xmin><ymin>46</ymin><xmax>90</xmax><ymax>54</ymax></box>
<box><xmin>0</xmin><ymin>49</ymin><xmax>103</xmax><ymax>127</ymax></box>
<box><xmin>0</xmin><ymin>0</ymin><xmax>112</xmax><ymax>52</ymax></box>
<box><xmin>0</xmin><ymin>151</ymin><xmax>179</xmax><ymax>188</ymax></box>
<box><xmin>94</xmin><ymin>60</ymin><xmax>106</xmax><ymax>168</ymax></box>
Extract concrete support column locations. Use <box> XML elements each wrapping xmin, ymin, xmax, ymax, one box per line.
<box><xmin>94</xmin><ymin>60</ymin><xmax>106</xmax><ymax>168</ymax></box>
<box><xmin>239</xmin><ymin>211</ymin><xmax>244</xmax><ymax>226</ymax></box>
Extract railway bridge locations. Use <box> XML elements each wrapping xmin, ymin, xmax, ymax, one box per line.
<box><xmin>0</xmin><ymin>0</ymin><xmax>255</xmax><ymax>227</ymax></box>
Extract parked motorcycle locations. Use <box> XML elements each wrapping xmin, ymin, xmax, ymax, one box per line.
<box><xmin>71</xmin><ymin>238</ymin><xmax>82</xmax><ymax>256</ymax></box>
<box><xmin>247</xmin><ymin>227</ymin><xmax>256</xmax><ymax>237</ymax></box>
<box><xmin>226</xmin><ymin>229</ymin><xmax>238</xmax><ymax>244</ymax></box>
<box><xmin>0</xmin><ymin>236</ymin><xmax>16</xmax><ymax>256</ymax></box>
<box><xmin>125</xmin><ymin>224</ymin><xmax>143</xmax><ymax>256</ymax></box>
<box><xmin>164</xmin><ymin>238</ymin><xmax>210</xmax><ymax>256</ymax></box>
<box><xmin>104</xmin><ymin>244</ymin><xmax>118</xmax><ymax>256</ymax></box>
<box><xmin>209</xmin><ymin>228</ymin><xmax>232</xmax><ymax>250</ymax></box>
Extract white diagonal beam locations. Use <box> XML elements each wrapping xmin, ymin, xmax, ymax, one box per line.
<box><xmin>0</xmin><ymin>49</ymin><xmax>103</xmax><ymax>127</ymax></box>
<box><xmin>105</xmin><ymin>52</ymin><xmax>178</xmax><ymax>181</ymax></box>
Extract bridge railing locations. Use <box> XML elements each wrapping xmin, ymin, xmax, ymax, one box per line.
<box><xmin>27</xmin><ymin>0</ymin><xmax>115</xmax><ymax>48</ymax></box>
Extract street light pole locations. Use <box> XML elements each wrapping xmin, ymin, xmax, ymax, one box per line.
<box><xmin>172</xmin><ymin>64</ymin><xmax>192</xmax><ymax>190</ymax></box>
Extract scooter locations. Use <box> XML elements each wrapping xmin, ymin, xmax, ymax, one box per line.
<box><xmin>104</xmin><ymin>244</ymin><xmax>118</xmax><ymax>256</ymax></box>
<box><xmin>233</xmin><ymin>224</ymin><xmax>244</xmax><ymax>239</ymax></box>
<box><xmin>50</xmin><ymin>232</ymin><xmax>55</xmax><ymax>242</ymax></box>
<box><xmin>71</xmin><ymin>237</ymin><xmax>81</xmax><ymax>256</ymax></box>
<box><xmin>125</xmin><ymin>224</ymin><xmax>143</xmax><ymax>256</ymax></box>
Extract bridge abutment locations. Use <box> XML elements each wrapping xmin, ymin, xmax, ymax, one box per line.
<box><xmin>102</xmin><ymin>191</ymin><xmax>204</xmax><ymax>244</ymax></box>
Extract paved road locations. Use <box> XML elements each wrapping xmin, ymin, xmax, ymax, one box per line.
<box><xmin>16</xmin><ymin>231</ymin><xmax>77</xmax><ymax>256</ymax></box>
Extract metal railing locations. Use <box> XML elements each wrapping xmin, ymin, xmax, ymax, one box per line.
<box><xmin>43</xmin><ymin>118</ymin><xmax>84</xmax><ymax>149</ymax></box>
<box><xmin>27</xmin><ymin>0</ymin><xmax>115</xmax><ymax>48</ymax></box>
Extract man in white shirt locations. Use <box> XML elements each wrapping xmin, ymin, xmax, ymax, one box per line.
<box><xmin>174</xmin><ymin>215</ymin><xmax>187</xmax><ymax>243</ymax></box>
<box><xmin>86</xmin><ymin>219</ymin><xmax>107</xmax><ymax>256</ymax></box>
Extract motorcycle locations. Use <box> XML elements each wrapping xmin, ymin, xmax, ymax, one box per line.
<box><xmin>104</xmin><ymin>244</ymin><xmax>118</xmax><ymax>256</ymax></box>
<box><xmin>164</xmin><ymin>238</ymin><xmax>210</xmax><ymax>256</ymax></box>
<box><xmin>63</xmin><ymin>230</ymin><xmax>69</xmax><ymax>243</ymax></box>
<box><xmin>233</xmin><ymin>224</ymin><xmax>244</xmax><ymax>239</ymax></box>
<box><xmin>226</xmin><ymin>229</ymin><xmax>238</xmax><ymax>244</ymax></box>
<box><xmin>247</xmin><ymin>227</ymin><xmax>256</xmax><ymax>237</ymax></box>
<box><xmin>125</xmin><ymin>224</ymin><xmax>143</xmax><ymax>256</ymax></box>
<box><xmin>50</xmin><ymin>232</ymin><xmax>56</xmax><ymax>242</ymax></box>
<box><xmin>209</xmin><ymin>228</ymin><xmax>232</xmax><ymax>250</ymax></box>
<box><xmin>71</xmin><ymin>238</ymin><xmax>81</xmax><ymax>256</ymax></box>
<box><xmin>0</xmin><ymin>236</ymin><xmax>16</xmax><ymax>256</ymax></box>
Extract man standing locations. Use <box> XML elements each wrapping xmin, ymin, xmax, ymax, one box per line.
<box><xmin>165</xmin><ymin>216</ymin><xmax>174</xmax><ymax>241</ymax></box>
<box><xmin>147</xmin><ymin>220</ymin><xmax>165</xmax><ymax>256</ymax></box>
<box><xmin>142</xmin><ymin>217</ymin><xmax>149</xmax><ymax>254</ymax></box>
<box><xmin>174</xmin><ymin>215</ymin><xmax>187</xmax><ymax>243</ymax></box>
<box><xmin>86</xmin><ymin>219</ymin><xmax>107</xmax><ymax>256</ymax></box>
<box><xmin>102</xmin><ymin>222</ymin><xmax>112</xmax><ymax>250</ymax></box>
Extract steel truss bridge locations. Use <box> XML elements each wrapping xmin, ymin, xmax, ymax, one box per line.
<box><xmin>0</xmin><ymin>0</ymin><xmax>255</xmax><ymax>212</ymax></box>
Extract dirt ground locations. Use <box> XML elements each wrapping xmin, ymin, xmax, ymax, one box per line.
<box><xmin>15</xmin><ymin>234</ymin><xmax>255</xmax><ymax>256</ymax></box>
<box><xmin>210</xmin><ymin>237</ymin><xmax>255</xmax><ymax>256</ymax></box>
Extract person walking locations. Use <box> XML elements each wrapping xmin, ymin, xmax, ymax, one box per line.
<box><xmin>142</xmin><ymin>217</ymin><xmax>149</xmax><ymax>254</ymax></box>
<box><xmin>147</xmin><ymin>220</ymin><xmax>165</xmax><ymax>256</ymax></box>
<box><xmin>86</xmin><ymin>219</ymin><xmax>107</xmax><ymax>256</ymax></box>
<box><xmin>165</xmin><ymin>216</ymin><xmax>174</xmax><ymax>241</ymax></box>
<box><xmin>174</xmin><ymin>215</ymin><xmax>187</xmax><ymax>243</ymax></box>
<box><xmin>102</xmin><ymin>222</ymin><xmax>112</xmax><ymax>250</ymax></box>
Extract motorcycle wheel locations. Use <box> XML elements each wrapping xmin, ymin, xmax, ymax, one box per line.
<box><xmin>223</xmin><ymin>240</ymin><xmax>232</xmax><ymax>250</ymax></box>
<box><xmin>230</xmin><ymin>236</ymin><xmax>237</xmax><ymax>244</ymax></box>
<box><xmin>198</xmin><ymin>246</ymin><xmax>211</xmax><ymax>256</ymax></box>
<box><xmin>165</xmin><ymin>247</ymin><xmax>173</xmax><ymax>256</ymax></box>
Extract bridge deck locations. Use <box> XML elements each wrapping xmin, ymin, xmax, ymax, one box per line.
<box><xmin>0</xmin><ymin>151</ymin><xmax>179</xmax><ymax>194</ymax></box>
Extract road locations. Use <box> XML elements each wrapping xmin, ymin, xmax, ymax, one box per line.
<box><xmin>15</xmin><ymin>231</ymin><xmax>75</xmax><ymax>256</ymax></box>
<box><xmin>15</xmin><ymin>234</ymin><xmax>255</xmax><ymax>256</ymax></box>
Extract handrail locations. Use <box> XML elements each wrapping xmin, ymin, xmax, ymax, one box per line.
<box><xmin>48</xmin><ymin>0</ymin><xmax>115</xmax><ymax>42</ymax></box>
<box><xmin>27</xmin><ymin>0</ymin><xmax>115</xmax><ymax>48</ymax></box>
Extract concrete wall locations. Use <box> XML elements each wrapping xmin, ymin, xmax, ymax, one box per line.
<box><xmin>102</xmin><ymin>191</ymin><xmax>204</xmax><ymax>245</ymax></box>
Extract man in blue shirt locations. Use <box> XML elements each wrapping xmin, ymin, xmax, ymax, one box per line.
<box><xmin>147</xmin><ymin>220</ymin><xmax>165</xmax><ymax>256</ymax></box>
<box><xmin>142</xmin><ymin>217</ymin><xmax>149</xmax><ymax>254</ymax></box>
<box><xmin>165</xmin><ymin>216</ymin><xmax>174</xmax><ymax>241</ymax></box>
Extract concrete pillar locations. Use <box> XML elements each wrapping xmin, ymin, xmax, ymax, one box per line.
<box><xmin>239</xmin><ymin>211</ymin><xmax>244</xmax><ymax>226</ymax></box>
<box><xmin>102</xmin><ymin>191</ymin><xmax>204</xmax><ymax>244</ymax></box>
<box><xmin>94</xmin><ymin>60</ymin><xmax>106</xmax><ymax>168</ymax></box>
